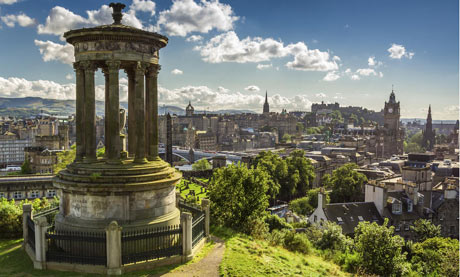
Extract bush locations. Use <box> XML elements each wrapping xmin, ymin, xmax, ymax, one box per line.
<box><xmin>0</xmin><ymin>198</ymin><xmax>22</xmax><ymax>238</ymax></box>
<box><xmin>247</xmin><ymin>216</ymin><xmax>269</xmax><ymax>240</ymax></box>
<box><xmin>264</xmin><ymin>214</ymin><xmax>292</xmax><ymax>231</ymax></box>
<box><xmin>283</xmin><ymin>231</ymin><xmax>312</xmax><ymax>254</ymax></box>
<box><xmin>316</xmin><ymin>221</ymin><xmax>351</xmax><ymax>251</ymax></box>
<box><xmin>267</xmin><ymin>229</ymin><xmax>289</xmax><ymax>246</ymax></box>
<box><xmin>411</xmin><ymin>237</ymin><xmax>459</xmax><ymax>277</ymax></box>
<box><xmin>334</xmin><ymin>251</ymin><xmax>361</xmax><ymax>273</ymax></box>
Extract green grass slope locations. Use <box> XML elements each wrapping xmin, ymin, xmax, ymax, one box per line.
<box><xmin>214</xmin><ymin>228</ymin><xmax>349</xmax><ymax>277</ymax></box>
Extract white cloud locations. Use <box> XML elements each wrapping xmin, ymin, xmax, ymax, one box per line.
<box><xmin>130</xmin><ymin>0</ymin><xmax>156</xmax><ymax>16</ymax></box>
<box><xmin>388</xmin><ymin>43</ymin><xmax>414</xmax><ymax>59</ymax></box>
<box><xmin>351</xmin><ymin>74</ymin><xmax>360</xmax><ymax>80</ymax></box>
<box><xmin>379</xmin><ymin>72</ymin><xmax>384</xmax><ymax>78</ymax></box>
<box><xmin>256</xmin><ymin>63</ymin><xmax>272</xmax><ymax>70</ymax></box>
<box><xmin>65</xmin><ymin>74</ymin><xmax>73</xmax><ymax>80</ymax></box>
<box><xmin>1</xmin><ymin>13</ymin><xmax>36</xmax><ymax>27</ymax></box>
<box><xmin>217</xmin><ymin>86</ymin><xmax>229</xmax><ymax>93</ymax></box>
<box><xmin>345</xmin><ymin>68</ymin><xmax>351</xmax><ymax>74</ymax></box>
<box><xmin>156</xmin><ymin>0</ymin><xmax>239</xmax><ymax>37</ymax></box>
<box><xmin>356</xmin><ymin>68</ymin><xmax>377</xmax><ymax>76</ymax></box>
<box><xmin>196</xmin><ymin>31</ymin><xmax>339</xmax><ymax>71</ymax></box>
<box><xmin>0</xmin><ymin>77</ymin><xmax>76</xmax><ymax>99</ymax></box>
<box><xmin>158</xmin><ymin>85</ymin><xmax>312</xmax><ymax>112</ymax></box>
<box><xmin>34</xmin><ymin>40</ymin><xmax>75</xmax><ymax>65</ymax></box>
<box><xmin>37</xmin><ymin>5</ymin><xmax>145</xmax><ymax>38</ymax></box>
<box><xmin>368</xmin><ymin>56</ymin><xmax>375</xmax><ymax>66</ymax></box>
<box><xmin>171</xmin><ymin>69</ymin><xmax>183</xmax><ymax>75</ymax></box>
<box><xmin>323</xmin><ymin>71</ymin><xmax>340</xmax><ymax>82</ymax></box>
<box><xmin>186</xmin><ymin>35</ymin><xmax>203</xmax><ymax>42</ymax></box>
<box><xmin>315</xmin><ymin>93</ymin><xmax>327</xmax><ymax>98</ymax></box>
<box><xmin>0</xmin><ymin>0</ymin><xmax>18</xmax><ymax>4</ymax></box>
<box><xmin>244</xmin><ymin>85</ymin><xmax>260</xmax><ymax>92</ymax></box>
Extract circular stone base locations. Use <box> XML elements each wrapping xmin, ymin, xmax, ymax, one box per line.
<box><xmin>53</xmin><ymin>158</ymin><xmax>181</xmax><ymax>233</ymax></box>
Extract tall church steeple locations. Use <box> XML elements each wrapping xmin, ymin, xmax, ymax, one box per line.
<box><xmin>263</xmin><ymin>90</ymin><xmax>270</xmax><ymax>114</ymax></box>
<box><xmin>422</xmin><ymin>105</ymin><xmax>435</xmax><ymax>151</ymax></box>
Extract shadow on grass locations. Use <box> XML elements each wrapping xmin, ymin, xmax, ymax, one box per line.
<box><xmin>210</xmin><ymin>225</ymin><xmax>238</xmax><ymax>241</ymax></box>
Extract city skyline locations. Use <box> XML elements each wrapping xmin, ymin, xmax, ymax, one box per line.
<box><xmin>0</xmin><ymin>0</ymin><xmax>458</xmax><ymax>119</ymax></box>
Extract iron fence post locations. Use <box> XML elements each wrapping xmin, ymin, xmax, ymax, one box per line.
<box><xmin>22</xmin><ymin>203</ymin><xmax>32</xmax><ymax>249</ymax></box>
<box><xmin>106</xmin><ymin>221</ymin><xmax>122</xmax><ymax>275</ymax></box>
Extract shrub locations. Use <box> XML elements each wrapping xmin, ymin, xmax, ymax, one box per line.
<box><xmin>316</xmin><ymin>221</ymin><xmax>351</xmax><ymax>251</ymax></box>
<box><xmin>334</xmin><ymin>251</ymin><xmax>361</xmax><ymax>273</ymax></box>
<box><xmin>283</xmin><ymin>231</ymin><xmax>312</xmax><ymax>254</ymax></box>
<box><xmin>267</xmin><ymin>229</ymin><xmax>289</xmax><ymax>246</ymax></box>
<box><xmin>264</xmin><ymin>214</ymin><xmax>292</xmax><ymax>231</ymax></box>
<box><xmin>411</xmin><ymin>237</ymin><xmax>459</xmax><ymax>277</ymax></box>
<box><xmin>247</xmin><ymin>216</ymin><xmax>269</xmax><ymax>240</ymax></box>
<box><xmin>0</xmin><ymin>198</ymin><xmax>22</xmax><ymax>238</ymax></box>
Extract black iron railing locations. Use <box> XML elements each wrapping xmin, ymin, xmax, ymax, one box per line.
<box><xmin>34</xmin><ymin>206</ymin><xmax>59</xmax><ymax>226</ymax></box>
<box><xmin>26</xmin><ymin>215</ymin><xmax>35</xmax><ymax>253</ymax></box>
<box><xmin>178</xmin><ymin>199</ymin><xmax>203</xmax><ymax>218</ymax></box>
<box><xmin>121</xmin><ymin>225</ymin><xmax>182</xmax><ymax>265</ymax></box>
<box><xmin>46</xmin><ymin>229</ymin><xmax>107</xmax><ymax>265</ymax></box>
<box><xmin>192</xmin><ymin>213</ymin><xmax>205</xmax><ymax>247</ymax></box>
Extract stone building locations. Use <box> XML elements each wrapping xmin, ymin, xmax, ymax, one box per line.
<box><xmin>0</xmin><ymin>175</ymin><xmax>56</xmax><ymax>201</ymax></box>
<box><xmin>375</xmin><ymin>90</ymin><xmax>404</xmax><ymax>158</ymax></box>
<box><xmin>24</xmin><ymin>147</ymin><xmax>58</xmax><ymax>174</ymax></box>
<box><xmin>0</xmin><ymin>131</ymin><xmax>32</xmax><ymax>166</ymax></box>
<box><xmin>263</xmin><ymin>91</ymin><xmax>270</xmax><ymax>114</ymax></box>
<box><xmin>431</xmin><ymin>177</ymin><xmax>459</xmax><ymax>239</ymax></box>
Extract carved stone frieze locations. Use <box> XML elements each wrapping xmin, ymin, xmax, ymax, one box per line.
<box><xmin>75</xmin><ymin>40</ymin><xmax>158</xmax><ymax>56</ymax></box>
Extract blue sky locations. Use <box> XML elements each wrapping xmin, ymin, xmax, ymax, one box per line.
<box><xmin>0</xmin><ymin>0</ymin><xmax>458</xmax><ymax>119</ymax></box>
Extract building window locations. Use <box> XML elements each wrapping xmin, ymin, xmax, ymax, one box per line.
<box><xmin>337</xmin><ymin>217</ymin><xmax>343</xmax><ymax>224</ymax></box>
<box><xmin>30</xmin><ymin>191</ymin><xmax>40</xmax><ymax>198</ymax></box>
<box><xmin>0</xmin><ymin>192</ymin><xmax>5</xmax><ymax>199</ymax></box>
<box><xmin>404</xmin><ymin>224</ymin><xmax>410</xmax><ymax>231</ymax></box>
<box><xmin>358</xmin><ymin>216</ymin><xmax>364</xmax><ymax>221</ymax></box>
<box><xmin>395</xmin><ymin>224</ymin><xmax>401</xmax><ymax>232</ymax></box>
<box><xmin>47</xmin><ymin>190</ymin><xmax>56</xmax><ymax>197</ymax></box>
<box><xmin>13</xmin><ymin>191</ymin><xmax>23</xmax><ymax>200</ymax></box>
<box><xmin>314</xmin><ymin>215</ymin><xmax>317</xmax><ymax>223</ymax></box>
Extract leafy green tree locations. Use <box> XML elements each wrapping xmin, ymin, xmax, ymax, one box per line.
<box><xmin>349</xmin><ymin>113</ymin><xmax>358</xmax><ymax>124</ymax></box>
<box><xmin>264</xmin><ymin>214</ymin><xmax>292</xmax><ymax>231</ymax></box>
<box><xmin>253</xmin><ymin>151</ymin><xmax>287</xmax><ymax>204</ymax></box>
<box><xmin>404</xmin><ymin>141</ymin><xmax>425</xmax><ymax>153</ymax></box>
<box><xmin>289</xmin><ymin>188</ymin><xmax>329</xmax><ymax>216</ymax></box>
<box><xmin>330</xmin><ymin>110</ymin><xmax>343</xmax><ymax>124</ymax></box>
<box><xmin>410</xmin><ymin>219</ymin><xmax>441</xmax><ymax>242</ymax></box>
<box><xmin>192</xmin><ymin>159</ymin><xmax>212</xmax><ymax>171</ymax></box>
<box><xmin>283</xmin><ymin>150</ymin><xmax>315</xmax><ymax>199</ymax></box>
<box><xmin>354</xmin><ymin>219</ymin><xmax>406</xmax><ymax>276</ymax></box>
<box><xmin>20</xmin><ymin>159</ymin><xmax>32</xmax><ymax>174</ymax></box>
<box><xmin>296</xmin><ymin>122</ymin><xmax>304</xmax><ymax>133</ymax></box>
<box><xmin>324</xmin><ymin>163</ymin><xmax>367</xmax><ymax>203</ymax></box>
<box><xmin>96</xmin><ymin>147</ymin><xmax>105</xmax><ymax>157</ymax></box>
<box><xmin>53</xmin><ymin>146</ymin><xmax>76</xmax><ymax>173</ymax></box>
<box><xmin>281</xmin><ymin>133</ymin><xmax>292</xmax><ymax>143</ymax></box>
<box><xmin>411</xmin><ymin>237</ymin><xmax>459</xmax><ymax>277</ymax></box>
<box><xmin>208</xmin><ymin>163</ymin><xmax>270</xmax><ymax>233</ymax></box>
<box><xmin>316</xmin><ymin>221</ymin><xmax>351</xmax><ymax>251</ymax></box>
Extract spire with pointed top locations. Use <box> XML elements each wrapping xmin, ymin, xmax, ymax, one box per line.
<box><xmin>263</xmin><ymin>90</ymin><xmax>270</xmax><ymax>114</ymax></box>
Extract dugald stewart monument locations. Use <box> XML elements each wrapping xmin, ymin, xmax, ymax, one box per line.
<box><xmin>55</xmin><ymin>3</ymin><xmax>181</xmax><ymax>232</ymax></box>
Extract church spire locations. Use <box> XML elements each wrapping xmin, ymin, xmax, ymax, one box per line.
<box><xmin>263</xmin><ymin>90</ymin><xmax>270</xmax><ymax>114</ymax></box>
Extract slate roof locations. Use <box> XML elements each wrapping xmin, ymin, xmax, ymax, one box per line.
<box><xmin>323</xmin><ymin>202</ymin><xmax>383</xmax><ymax>234</ymax></box>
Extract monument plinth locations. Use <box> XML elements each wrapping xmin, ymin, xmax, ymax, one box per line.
<box><xmin>54</xmin><ymin>3</ymin><xmax>180</xmax><ymax>232</ymax></box>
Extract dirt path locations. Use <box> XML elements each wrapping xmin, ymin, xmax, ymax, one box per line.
<box><xmin>159</xmin><ymin>236</ymin><xmax>225</xmax><ymax>277</ymax></box>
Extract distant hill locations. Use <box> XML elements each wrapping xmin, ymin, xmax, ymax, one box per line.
<box><xmin>0</xmin><ymin>97</ymin><xmax>256</xmax><ymax>118</ymax></box>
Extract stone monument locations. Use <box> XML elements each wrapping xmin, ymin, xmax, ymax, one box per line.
<box><xmin>53</xmin><ymin>3</ymin><xmax>181</xmax><ymax>232</ymax></box>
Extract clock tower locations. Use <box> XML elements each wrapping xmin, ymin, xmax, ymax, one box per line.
<box><xmin>377</xmin><ymin>89</ymin><xmax>404</xmax><ymax>158</ymax></box>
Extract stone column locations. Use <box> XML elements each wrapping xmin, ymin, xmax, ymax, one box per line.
<box><xmin>201</xmin><ymin>199</ymin><xmax>210</xmax><ymax>237</ymax></box>
<box><xmin>126</xmin><ymin>68</ymin><xmax>136</xmax><ymax>157</ymax></box>
<box><xmin>33</xmin><ymin>216</ymin><xmax>49</xmax><ymax>269</ymax></box>
<box><xmin>22</xmin><ymin>203</ymin><xmax>32</xmax><ymax>249</ymax></box>
<box><xmin>106</xmin><ymin>60</ymin><xmax>121</xmax><ymax>164</ymax></box>
<box><xmin>146</xmin><ymin>64</ymin><xmax>160</xmax><ymax>161</ymax></box>
<box><xmin>73</xmin><ymin>62</ymin><xmax>85</xmax><ymax>162</ymax></box>
<box><xmin>134</xmin><ymin>62</ymin><xmax>147</xmax><ymax>163</ymax></box>
<box><xmin>103</xmin><ymin>68</ymin><xmax>109</xmax><ymax>159</ymax></box>
<box><xmin>81</xmin><ymin>61</ymin><xmax>97</xmax><ymax>162</ymax></box>
<box><xmin>106</xmin><ymin>221</ymin><xmax>122</xmax><ymax>275</ymax></box>
<box><xmin>181</xmin><ymin>212</ymin><xmax>193</xmax><ymax>262</ymax></box>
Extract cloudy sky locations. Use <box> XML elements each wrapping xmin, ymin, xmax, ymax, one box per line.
<box><xmin>0</xmin><ymin>0</ymin><xmax>458</xmax><ymax>119</ymax></box>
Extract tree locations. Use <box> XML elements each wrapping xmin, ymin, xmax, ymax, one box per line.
<box><xmin>316</xmin><ymin>221</ymin><xmax>351</xmax><ymax>251</ymax></box>
<box><xmin>208</xmin><ymin>163</ymin><xmax>270</xmax><ymax>233</ymax></box>
<box><xmin>324</xmin><ymin>163</ymin><xmax>367</xmax><ymax>203</ymax></box>
<box><xmin>296</xmin><ymin>122</ymin><xmax>304</xmax><ymax>133</ymax></box>
<box><xmin>281</xmin><ymin>133</ymin><xmax>292</xmax><ymax>143</ymax></box>
<box><xmin>192</xmin><ymin>159</ymin><xmax>212</xmax><ymax>171</ymax></box>
<box><xmin>53</xmin><ymin>146</ymin><xmax>76</xmax><ymax>173</ymax></box>
<box><xmin>289</xmin><ymin>188</ymin><xmax>329</xmax><ymax>216</ymax></box>
<box><xmin>354</xmin><ymin>219</ymin><xmax>406</xmax><ymax>276</ymax></box>
<box><xmin>20</xmin><ymin>159</ymin><xmax>32</xmax><ymax>174</ymax></box>
<box><xmin>282</xmin><ymin>150</ymin><xmax>315</xmax><ymax>199</ymax></box>
<box><xmin>411</xmin><ymin>237</ymin><xmax>459</xmax><ymax>277</ymax></box>
<box><xmin>253</xmin><ymin>151</ymin><xmax>287</xmax><ymax>204</ymax></box>
<box><xmin>410</xmin><ymin>219</ymin><xmax>441</xmax><ymax>242</ymax></box>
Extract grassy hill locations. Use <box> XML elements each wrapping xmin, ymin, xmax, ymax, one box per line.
<box><xmin>214</xmin><ymin>227</ymin><xmax>349</xmax><ymax>277</ymax></box>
